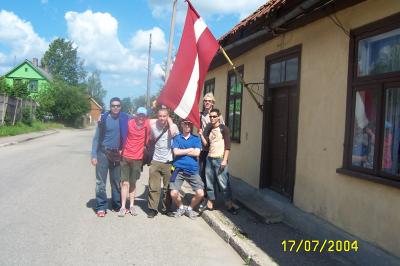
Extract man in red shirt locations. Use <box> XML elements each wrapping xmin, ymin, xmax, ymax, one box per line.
<box><xmin>118</xmin><ymin>107</ymin><xmax>150</xmax><ymax>217</ymax></box>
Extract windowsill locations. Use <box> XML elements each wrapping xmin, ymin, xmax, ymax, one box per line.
<box><xmin>336</xmin><ymin>168</ymin><xmax>400</xmax><ymax>189</ymax></box>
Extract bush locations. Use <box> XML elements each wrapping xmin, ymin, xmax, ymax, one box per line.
<box><xmin>51</xmin><ymin>81</ymin><xmax>90</xmax><ymax>127</ymax></box>
<box><xmin>21</xmin><ymin>106</ymin><xmax>34</xmax><ymax>126</ymax></box>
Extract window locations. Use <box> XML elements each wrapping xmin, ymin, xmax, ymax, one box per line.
<box><xmin>341</xmin><ymin>13</ymin><xmax>400</xmax><ymax>185</ymax></box>
<box><xmin>29</xmin><ymin>80</ymin><xmax>38</xmax><ymax>92</ymax></box>
<box><xmin>204</xmin><ymin>78</ymin><xmax>215</xmax><ymax>95</ymax></box>
<box><xmin>269</xmin><ymin>57</ymin><xmax>299</xmax><ymax>85</ymax></box>
<box><xmin>226</xmin><ymin>66</ymin><xmax>243</xmax><ymax>142</ymax></box>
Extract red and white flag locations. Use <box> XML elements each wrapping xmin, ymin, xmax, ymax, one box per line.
<box><xmin>157</xmin><ymin>0</ymin><xmax>220</xmax><ymax>128</ymax></box>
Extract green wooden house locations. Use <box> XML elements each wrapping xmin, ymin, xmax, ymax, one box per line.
<box><xmin>3</xmin><ymin>58</ymin><xmax>52</xmax><ymax>96</ymax></box>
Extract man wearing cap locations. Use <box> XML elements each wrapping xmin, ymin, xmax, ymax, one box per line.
<box><xmin>118</xmin><ymin>107</ymin><xmax>151</xmax><ymax>217</ymax></box>
<box><xmin>91</xmin><ymin>97</ymin><xmax>131</xmax><ymax>218</ymax></box>
<box><xmin>199</xmin><ymin>92</ymin><xmax>224</xmax><ymax>211</ymax></box>
<box><xmin>170</xmin><ymin>119</ymin><xmax>204</xmax><ymax>219</ymax></box>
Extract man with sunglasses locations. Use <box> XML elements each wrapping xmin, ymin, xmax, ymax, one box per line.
<box><xmin>170</xmin><ymin>119</ymin><xmax>204</xmax><ymax>219</ymax></box>
<box><xmin>199</xmin><ymin>93</ymin><xmax>224</xmax><ymax>211</ymax></box>
<box><xmin>91</xmin><ymin>97</ymin><xmax>131</xmax><ymax>218</ymax></box>
<box><xmin>199</xmin><ymin>108</ymin><xmax>237</xmax><ymax>215</ymax></box>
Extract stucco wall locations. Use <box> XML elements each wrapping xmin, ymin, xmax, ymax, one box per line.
<box><xmin>206</xmin><ymin>0</ymin><xmax>400</xmax><ymax>256</ymax></box>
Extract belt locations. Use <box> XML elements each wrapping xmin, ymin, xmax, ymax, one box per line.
<box><xmin>208</xmin><ymin>155</ymin><xmax>224</xmax><ymax>159</ymax></box>
<box><xmin>100</xmin><ymin>146</ymin><xmax>119</xmax><ymax>152</ymax></box>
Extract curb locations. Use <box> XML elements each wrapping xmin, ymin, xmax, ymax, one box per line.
<box><xmin>0</xmin><ymin>130</ymin><xmax>58</xmax><ymax>148</ymax></box>
<box><xmin>200</xmin><ymin>210</ymin><xmax>278</xmax><ymax>266</ymax></box>
<box><xmin>180</xmin><ymin>183</ymin><xmax>277</xmax><ymax>266</ymax></box>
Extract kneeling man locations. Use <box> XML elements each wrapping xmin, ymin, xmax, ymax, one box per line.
<box><xmin>170</xmin><ymin>119</ymin><xmax>204</xmax><ymax>219</ymax></box>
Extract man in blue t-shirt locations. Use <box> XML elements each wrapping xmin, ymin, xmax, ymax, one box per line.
<box><xmin>170</xmin><ymin>119</ymin><xmax>204</xmax><ymax>219</ymax></box>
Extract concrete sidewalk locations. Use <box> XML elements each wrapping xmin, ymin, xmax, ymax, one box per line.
<box><xmin>0</xmin><ymin>129</ymin><xmax>58</xmax><ymax>148</ymax></box>
<box><xmin>181</xmin><ymin>177</ymin><xmax>400</xmax><ymax>266</ymax></box>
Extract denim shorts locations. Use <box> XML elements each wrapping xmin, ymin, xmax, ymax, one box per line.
<box><xmin>169</xmin><ymin>171</ymin><xmax>204</xmax><ymax>191</ymax></box>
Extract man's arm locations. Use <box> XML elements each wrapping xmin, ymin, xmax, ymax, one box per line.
<box><xmin>220</xmin><ymin>126</ymin><xmax>231</xmax><ymax>169</ymax></box>
<box><xmin>173</xmin><ymin>147</ymin><xmax>201</xmax><ymax>157</ymax></box>
<box><xmin>168</xmin><ymin>117</ymin><xmax>179</xmax><ymax>136</ymax></box>
<box><xmin>187</xmin><ymin>148</ymin><xmax>201</xmax><ymax>157</ymax></box>
<box><xmin>91</xmin><ymin>126</ymin><xmax>100</xmax><ymax>165</ymax></box>
<box><xmin>198</xmin><ymin>129</ymin><xmax>208</xmax><ymax>146</ymax></box>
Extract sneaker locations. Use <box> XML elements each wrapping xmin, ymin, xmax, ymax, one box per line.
<box><xmin>129</xmin><ymin>206</ymin><xmax>138</xmax><ymax>216</ymax></box>
<box><xmin>227</xmin><ymin>207</ymin><xmax>238</xmax><ymax>215</ymax></box>
<box><xmin>175</xmin><ymin>207</ymin><xmax>186</xmax><ymax>218</ymax></box>
<box><xmin>185</xmin><ymin>208</ymin><xmax>197</xmax><ymax>220</ymax></box>
<box><xmin>198</xmin><ymin>199</ymin><xmax>207</xmax><ymax>214</ymax></box>
<box><xmin>96</xmin><ymin>210</ymin><xmax>106</xmax><ymax>218</ymax></box>
<box><xmin>118</xmin><ymin>208</ymin><xmax>127</xmax><ymax>217</ymax></box>
<box><xmin>147</xmin><ymin>209</ymin><xmax>158</xmax><ymax>218</ymax></box>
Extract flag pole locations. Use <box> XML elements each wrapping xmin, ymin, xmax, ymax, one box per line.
<box><xmin>165</xmin><ymin>0</ymin><xmax>178</xmax><ymax>82</ymax></box>
<box><xmin>219</xmin><ymin>46</ymin><xmax>263</xmax><ymax>111</ymax></box>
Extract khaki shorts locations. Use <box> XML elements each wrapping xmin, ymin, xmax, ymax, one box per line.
<box><xmin>121</xmin><ymin>158</ymin><xmax>142</xmax><ymax>184</ymax></box>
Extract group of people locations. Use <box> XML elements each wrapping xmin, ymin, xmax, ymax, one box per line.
<box><xmin>91</xmin><ymin>93</ymin><xmax>238</xmax><ymax>219</ymax></box>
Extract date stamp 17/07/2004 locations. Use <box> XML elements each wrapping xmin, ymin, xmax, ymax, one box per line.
<box><xmin>281</xmin><ymin>240</ymin><xmax>359</xmax><ymax>253</ymax></box>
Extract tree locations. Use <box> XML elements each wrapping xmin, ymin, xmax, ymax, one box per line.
<box><xmin>41</xmin><ymin>38</ymin><xmax>86</xmax><ymax>85</ymax></box>
<box><xmin>11</xmin><ymin>80</ymin><xmax>29</xmax><ymax>99</ymax></box>
<box><xmin>34</xmin><ymin>80</ymin><xmax>89</xmax><ymax>126</ymax></box>
<box><xmin>33</xmin><ymin>83</ymin><xmax>56</xmax><ymax>120</ymax></box>
<box><xmin>121</xmin><ymin>97</ymin><xmax>133</xmax><ymax>114</ymax></box>
<box><xmin>0</xmin><ymin>77</ymin><xmax>11</xmax><ymax>95</ymax></box>
<box><xmin>86</xmin><ymin>70</ymin><xmax>106</xmax><ymax>107</ymax></box>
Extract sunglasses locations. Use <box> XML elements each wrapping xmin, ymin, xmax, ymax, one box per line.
<box><xmin>209</xmin><ymin>115</ymin><xmax>218</xmax><ymax>118</ymax></box>
<box><xmin>203</xmin><ymin>100</ymin><xmax>213</xmax><ymax>103</ymax></box>
<box><xmin>111</xmin><ymin>105</ymin><xmax>121</xmax><ymax>108</ymax></box>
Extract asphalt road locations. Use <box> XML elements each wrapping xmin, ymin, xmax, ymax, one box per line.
<box><xmin>0</xmin><ymin>128</ymin><xmax>244</xmax><ymax>266</ymax></box>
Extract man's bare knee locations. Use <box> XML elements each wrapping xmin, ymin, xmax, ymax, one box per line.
<box><xmin>195</xmin><ymin>189</ymin><xmax>204</xmax><ymax>198</ymax></box>
<box><xmin>170</xmin><ymin>190</ymin><xmax>179</xmax><ymax>198</ymax></box>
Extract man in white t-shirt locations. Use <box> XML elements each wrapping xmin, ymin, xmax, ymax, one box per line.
<box><xmin>147</xmin><ymin>108</ymin><xmax>179</xmax><ymax>218</ymax></box>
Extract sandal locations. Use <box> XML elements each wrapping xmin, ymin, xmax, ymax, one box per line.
<box><xmin>96</xmin><ymin>210</ymin><xmax>106</xmax><ymax>217</ymax></box>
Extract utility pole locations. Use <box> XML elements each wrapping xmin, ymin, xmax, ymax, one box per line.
<box><xmin>165</xmin><ymin>0</ymin><xmax>178</xmax><ymax>82</ymax></box>
<box><xmin>146</xmin><ymin>33</ymin><xmax>152</xmax><ymax>108</ymax></box>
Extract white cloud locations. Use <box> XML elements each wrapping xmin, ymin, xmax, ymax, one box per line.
<box><xmin>153</xmin><ymin>63</ymin><xmax>164</xmax><ymax>79</ymax></box>
<box><xmin>130</xmin><ymin>27</ymin><xmax>167</xmax><ymax>52</ymax></box>
<box><xmin>65</xmin><ymin>10</ymin><xmax>147</xmax><ymax>74</ymax></box>
<box><xmin>41</xmin><ymin>0</ymin><xmax>49</xmax><ymax>4</ymax></box>
<box><xmin>148</xmin><ymin>0</ymin><xmax>266</xmax><ymax>22</ymax></box>
<box><xmin>0</xmin><ymin>10</ymin><xmax>48</xmax><ymax>66</ymax></box>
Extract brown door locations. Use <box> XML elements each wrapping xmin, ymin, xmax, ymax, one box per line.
<box><xmin>261</xmin><ymin>45</ymin><xmax>301</xmax><ymax>200</ymax></box>
<box><xmin>268</xmin><ymin>85</ymin><xmax>298</xmax><ymax>198</ymax></box>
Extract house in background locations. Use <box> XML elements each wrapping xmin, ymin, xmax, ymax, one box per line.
<box><xmin>3</xmin><ymin>58</ymin><xmax>52</xmax><ymax>96</ymax></box>
<box><xmin>206</xmin><ymin>0</ymin><xmax>400</xmax><ymax>257</ymax></box>
<box><xmin>87</xmin><ymin>97</ymin><xmax>103</xmax><ymax>125</ymax></box>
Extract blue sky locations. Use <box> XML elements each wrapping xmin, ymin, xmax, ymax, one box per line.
<box><xmin>0</xmin><ymin>0</ymin><xmax>266</xmax><ymax>105</ymax></box>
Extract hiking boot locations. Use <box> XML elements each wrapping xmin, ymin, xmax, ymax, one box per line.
<box><xmin>185</xmin><ymin>208</ymin><xmax>197</xmax><ymax>220</ymax></box>
<box><xmin>118</xmin><ymin>208</ymin><xmax>127</xmax><ymax>217</ymax></box>
<box><xmin>175</xmin><ymin>207</ymin><xmax>186</xmax><ymax>218</ymax></box>
<box><xmin>147</xmin><ymin>209</ymin><xmax>158</xmax><ymax>218</ymax></box>
<box><xmin>129</xmin><ymin>206</ymin><xmax>138</xmax><ymax>216</ymax></box>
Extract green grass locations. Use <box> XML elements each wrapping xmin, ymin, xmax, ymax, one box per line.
<box><xmin>0</xmin><ymin>121</ymin><xmax>64</xmax><ymax>137</ymax></box>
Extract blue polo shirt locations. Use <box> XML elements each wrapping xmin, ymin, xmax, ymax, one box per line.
<box><xmin>172</xmin><ymin>133</ymin><xmax>202</xmax><ymax>173</ymax></box>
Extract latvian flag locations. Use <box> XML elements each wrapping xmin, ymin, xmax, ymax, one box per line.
<box><xmin>157</xmin><ymin>0</ymin><xmax>220</xmax><ymax>128</ymax></box>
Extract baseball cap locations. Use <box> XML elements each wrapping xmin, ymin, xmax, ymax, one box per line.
<box><xmin>136</xmin><ymin>107</ymin><xmax>148</xmax><ymax>116</ymax></box>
